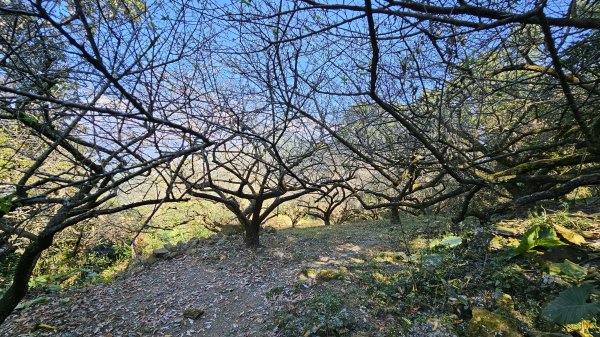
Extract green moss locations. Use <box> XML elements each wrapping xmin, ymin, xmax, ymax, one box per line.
<box><xmin>467</xmin><ymin>307</ymin><xmax>521</xmax><ymax>337</ymax></box>
<box><xmin>374</xmin><ymin>251</ymin><xmax>408</xmax><ymax>264</ymax></box>
<box><xmin>317</xmin><ymin>267</ymin><xmax>349</xmax><ymax>281</ymax></box>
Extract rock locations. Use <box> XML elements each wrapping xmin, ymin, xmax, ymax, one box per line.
<box><xmin>494</xmin><ymin>226</ymin><xmax>520</xmax><ymax>237</ymax></box>
<box><xmin>317</xmin><ymin>267</ymin><xmax>348</xmax><ymax>281</ymax></box>
<box><xmin>297</xmin><ymin>268</ymin><xmax>318</xmax><ymax>281</ymax></box>
<box><xmin>553</xmin><ymin>224</ymin><xmax>586</xmax><ymax>245</ymax></box>
<box><xmin>152</xmin><ymin>247</ymin><xmax>169</xmax><ymax>258</ymax></box>
<box><xmin>489</xmin><ymin>235</ymin><xmax>519</xmax><ymax>251</ymax></box>
<box><xmin>144</xmin><ymin>255</ymin><xmax>158</xmax><ymax>264</ymax></box>
<box><xmin>467</xmin><ymin>307</ymin><xmax>521</xmax><ymax>337</ymax></box>
<box><xmin>164</xmin><ymin>243</ymin><xmax>176</xmax><ymax>252</ymax></box>
<box><xmin>183</xmin><ymin>308</ymin><xmax>206</xmax><ymax>320</ymax></box>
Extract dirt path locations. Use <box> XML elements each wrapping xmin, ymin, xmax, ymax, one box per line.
<box><xmin>0</xmin><ymin>224</ymin><xmax>388</xmax><ymax>337</ymax></box>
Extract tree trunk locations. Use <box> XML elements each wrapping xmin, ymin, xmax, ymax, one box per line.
<box><xmin>69</xmin><ymin>229</ymin><xmax>84</xmax><ymax>258</ymax></box>
<box><xmin>244</xmin><ymin>220</ymin><xmax>260</xmax><ymax>249</ymax></box>
<box><xmin>389</xmin><ymin>206</ymin><xmax>400</xmax><ymax>225</ymax></box>
<box><xmin>323</xmin><ymin>212</ymin><xmax>331</xmax><ymax>226</ymax></box>
<box><xmin>0</xmin><ymin>234</ymin><xmax>53</xmax><ymax>324</ymax></box>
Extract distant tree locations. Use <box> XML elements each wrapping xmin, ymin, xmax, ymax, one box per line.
<box><xmin>281</xmin><ymin>201</ymin><xmax>308</xmax><ymax>228</ymax></box>
<box><xmin>302</xmin><ymin>186</ymin><xmax>357</xmax><ymax>226</ymax></box>
<box><xmin>180</xmin><ymin>126</ymin><xmax>342</xmax><ymax>247</ymax></box>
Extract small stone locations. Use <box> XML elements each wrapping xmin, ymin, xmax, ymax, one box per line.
<box><xmin>144</xmin><ymin>255</ymin><xmax>158</xmax><ymax>264</ymax></box>
<box><xmin>183</xmin><ymin>308</ymin><xmax>206</xmax><ymax>320</ymax></box>
<box><xmin>152</xmin><ymin>248</ymin><xmax>169</xmax><ymax>258</ymax></box>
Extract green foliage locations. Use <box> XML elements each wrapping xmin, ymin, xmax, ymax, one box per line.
<box><xmin>31</xmin><ymin>239</ymin><xmax>133</xmax><ymax>290</ymax></box>
<box><xmin>542</xmin><ymin>285</ymin><xmax>600</xmax><ymax>325</ymax></box>
<box><xmin>0</xmin><ymin>194</ymin><xmax>14</xmax><ymax>213</ymax></box>
<box><xmin>548</xmin><ymin>259</ymin><xmax>588</xmax><ymax>281</ymax></box>
<box><xmin>511</xmin><ymin>224</ymin><xmax>566</xmax><ymax>257</ymax></box>
<box><xmin>137</xmin><ymin>199</ymin><xmax>219</xmax><ymax>256</ymax></box>
<box><xmin>421</xmin><ymin>253</ymin><xmax>444</xmax><ymax>269</ymax></box>
<box><xmin>140</xmin><ymin>223</ymin><xmax>213</xmax><ymax>256</ymax></box>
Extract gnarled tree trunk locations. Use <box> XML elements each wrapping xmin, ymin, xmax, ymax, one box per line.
<box><xmin>389</xmin><ymin>206</ymin><xmax>400</xmax><ymax>225</ymax></box>
<box><xmin>244</xmin><ymin>220</ymin><xmax>261</xmax><ymax>249</ymax></box>
<box><xmin>0</xmin><ymin>233</ymin><xmax>54</xmax><ymax>324</ymax></box>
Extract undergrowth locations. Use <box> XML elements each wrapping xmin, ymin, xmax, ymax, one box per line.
<box><xmin>272</xmin><ymin>208</ymin><xmax>599</xmax><ymax>336</ymax></box>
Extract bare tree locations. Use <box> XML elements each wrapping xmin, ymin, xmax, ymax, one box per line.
<box><xmin>180</xmin><ymin>123</ymin><xmax>343</xmax><ymax>247</ymax></box>
<box><xmin>235</xmin><ymin>0</ymin><xmax>600</xmax><ymax>221</ymax></box>
<box><xmin>0</xmin><ymin>0</ymin><xmax>215</xmax><ymax>322</ymax></box>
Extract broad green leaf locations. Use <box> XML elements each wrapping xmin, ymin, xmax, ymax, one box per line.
<box><xmin>536</xmin><ymin>226</ymin><xmax>564</xmax><ymax>248</ymax></box>
<box><xmin>548</xmin><ymin>259</ymin><xmax>588</xmax><ymax>280</ymax></box>
<box><xmin>542</xmin><ymin>285</ymin><xmax>600</xmax><ymax>325</ymax></box>
<box><xmin>512</xmin><ymin>225</ymin><xmax>566</xmax><ymax>257</ymax></box>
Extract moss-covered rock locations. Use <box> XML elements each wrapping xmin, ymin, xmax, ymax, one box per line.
<box><xmin>489</xmin><ymin>235</ymin><xmax>520</xmax><ymax>251</ymax></box>
<box><xmin>297</xmin><ymin>267</ymin><xmax>318</xmax><ymax>281</ymax></box>
<box><xmin>467</xmin><ymin>307</ymin><xmax>521</xmax><ymax>337</ymax></box>
<box><xmin>183</xmin><ymin>308</ymin><xmax>206</xmax><ymax>319</ymax></box>
<box><xmin>373</xmin><ymin>251</ymin><xmax>408</xmax><ymax>264</ymax></box>
<box><xmin>317</xmin><ymin>267</ymin><xmax>349</xmax><ymax>281</ymax></box>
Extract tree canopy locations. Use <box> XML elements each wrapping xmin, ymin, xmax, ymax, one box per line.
<box><xmin>1</xmin><ymin>0</ymin><xmax>599</xmax><ymax>324</ymax></box>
